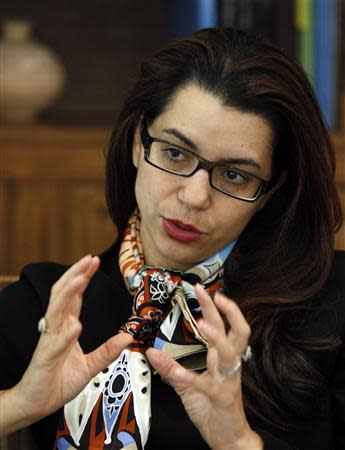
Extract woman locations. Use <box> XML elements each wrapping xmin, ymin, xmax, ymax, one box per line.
<box><xmin>0</xmin><ymin>28</ymin><xmax>344</xmax><ymax>450</ymax></box>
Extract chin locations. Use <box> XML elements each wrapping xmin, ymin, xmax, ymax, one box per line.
<box><xmin>163</xmin><ymin>253</ymin><xmax>203</xmax><ymax>271</ymax></box>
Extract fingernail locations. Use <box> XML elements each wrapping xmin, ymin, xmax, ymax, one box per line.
<box><xmin>76</xmin><ymin>255</ymin><xmax>92</xmax><ymax>269</ymax></box>
<box><xmin>214</xmin><ymin>291</ymin><xmax>226</xmax><ymax>302</ymax></box>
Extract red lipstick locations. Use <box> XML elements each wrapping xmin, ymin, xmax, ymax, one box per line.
<box><xmin>162</xmin><ymin>218</ymin><xmax>202</xmax><ymax>242</ymax></box>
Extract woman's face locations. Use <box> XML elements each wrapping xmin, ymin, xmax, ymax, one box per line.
<box><xmin>132</xmin><ymin>83</ymin><xmax>274</xmax><ymax>270</ymax></box>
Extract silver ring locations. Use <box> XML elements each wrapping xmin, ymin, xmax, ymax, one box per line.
<box><xmin>218</xmin><ymin>359</ymin><xmax>242</xmax><ymax>378</ymax></box>
<box><xmin>38</xmin><ymin>317</ymin><xmax>47</xmax><ymax>333</ymax></box>
<box><xmin>38</xmin><ymin>317</ymin><xmax>61</xmax><ymax>334</ymax></box>
<box><xmin>242</xmin><ymin>345</ymin><xmax>252</xmax><ymax>362</ymax></box>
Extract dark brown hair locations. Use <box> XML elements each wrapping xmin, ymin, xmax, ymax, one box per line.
<box><xmin>105</xmin><ymin>28</ymin><xmax>342</xmax><ymax>428</ymax></box>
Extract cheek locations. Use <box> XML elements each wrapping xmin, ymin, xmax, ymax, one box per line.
<box><xmin>134</xmin><ymin>171</ymin><xmax>150</xmax><ymax>210</ymax></box>
<box><xmin>134</xmin><ymin>166</ymin><xmax>170</xmax><ymax>212</ymax></box>
<box><xmin>217</xmin><ymin>203</ymin><xmax>258</xmax><ymax>237</ymax></box>
<box><xmin>136</xmin><ymin>163</ymin><xmax>178</xmax><ymax>196</ymax></box>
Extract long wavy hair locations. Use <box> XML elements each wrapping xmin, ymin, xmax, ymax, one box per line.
<box><xmin>105</xmin><ymin>28</ymin><xmax>342</xmax><ymax>429</ymax></box>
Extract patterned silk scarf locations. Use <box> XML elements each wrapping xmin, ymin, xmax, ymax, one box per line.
<box><xmin>55</xmin><ymin>209</ymin><xmax>236</xmax><ymax>450</ymax></box>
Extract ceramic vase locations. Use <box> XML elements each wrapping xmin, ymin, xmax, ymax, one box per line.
<box><xmin>0</xmin><ymin>19</ymin><xmax>66</xmax><ymax>123</ymax></box>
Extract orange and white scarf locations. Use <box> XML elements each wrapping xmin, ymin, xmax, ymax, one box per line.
<box><xmin>55</xmin><ymin>209</ymin><xmax>236</xmax><ymax>449</ymax></box>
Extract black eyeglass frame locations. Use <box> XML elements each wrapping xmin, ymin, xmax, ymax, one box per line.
<box><xmin>140</xmin><ymin>120</ymin><xmax>277</xmax><ymax>203</ymax></box>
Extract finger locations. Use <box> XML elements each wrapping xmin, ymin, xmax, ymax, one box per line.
<box><xmin>199</xmin><ymin>319</ymin><xmax>238</xmax><ymax>371</ymax></box>
<box><xmin>47</xmin><ymin>256</ymin><xmax>93</xmax><ymax>314</ymax></box>
<box><xmin>34</xmin><ymin>315</ymin><xmax>82</xmax><ymax>364</ymax></box>
<box><xmin>45</xmin><ymin>275</ymin><xmax>84</xmax><ymax>329</ymax></box>
<box><xmin>85</xmin><ymin>333</ymin><xmax>134</xmax><ymax>378</ymax></box>
<box><xmin>146</xmin><ymin>348</ymin><xmax>197</xmax><ymax>393</ymax></box>
<box><xmin>83</xmin><ymin>256</ymin><xmax>100</xmax><ymax>283</ymax></box>
<box><xmin>205</xmin><ymin>346</ymin><xmax>241</xmax><ymax>385</ymax></box>
<box><xmin>192</xmin><ymin>348</ymin><xmax>241</xmax><ymax>402</ymax></box>
<box><xmin>54</xmin><ymin>256</ymin><xmax>99</xmax><ymax>303</ymax></box>
<box><xmin>147</xmin><ymin>348</ymin><xmax>237</xmax><ymax>403</ymax></box>
<box><xmin>198</xmin><ymin>290</ymin><xmax>250</xmax><ymax>372</ymax></box>
<box><xmin>51</xmin><ymin>255</ymin><xmax>93</xmax><ymax>294</ymax></box>
<box><xmin>206</xmin><ymin>345</ymin><xmax>220</xmax><ymax>377</ymax></box>
<box><xmin>214</xmin><ymin>292</ymin><xmax>251</xmax><ymax>355</ymax></box>
<box><xmin>147</xmin><ymin>349</ymin><xmax>238</xmax><ymax>403</ymax></box>
<box><xmin>47</xmin><ymin>256</ymin><xmax>100</xmax><ymax>320</ymax></box>
<box><xmin>57</xmin><ymin>257</ymin><xmax>100</xmax><ymax>317</ymax></box>
<box><xmin>195</xmin><ymin>284</ymin><xmax>226</xmax><ymax>333</ymax></box>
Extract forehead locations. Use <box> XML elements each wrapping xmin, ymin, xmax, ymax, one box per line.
<box><xmin>151</xmin><ymin>84</ymin><xmax>273</xmax><ymax>173</ymax></box>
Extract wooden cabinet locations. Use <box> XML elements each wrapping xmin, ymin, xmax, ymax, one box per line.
<box><xmin>0</xmin><ymin>126</ymin><xmax>344</xmax><ymax>274</ymax></box>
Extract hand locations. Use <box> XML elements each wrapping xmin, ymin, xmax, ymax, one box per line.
<box><xmin>0</xmin><ymin>255</ymin><xmax>132</xmax><ymax>436</ymax></box>
<box><xmin>146</xmin><ymin>285</ymin><xmax>262</xmax><ymax>450</ymax></box>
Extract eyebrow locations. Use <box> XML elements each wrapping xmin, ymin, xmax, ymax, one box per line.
<box><xmin>161</xmin><ymin>127</ymin><xmax>262</xmax><ymax>171</ymax></box>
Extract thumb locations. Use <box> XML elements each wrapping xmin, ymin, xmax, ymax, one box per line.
<box><xmin>146</xmin><ymin>348</ymin><xmax>194</xmax><ymax>392</ymax></box>
<box><xmin>86</xmin><ymin>332</ymin><xmax>133</xmax><ymax>377</ymax></box>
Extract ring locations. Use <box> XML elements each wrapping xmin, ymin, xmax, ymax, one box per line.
<box><xmin>38</xmin><ymin>317</ymin><xmax>48</xmax><ymax>333</ymax></box>
<box><xmin>218</xmin><ymin>345</ymin><xmax>252</xmax><ymax>379</ymax></box>
<box><xmin>218</xmin><ymin>359</ymin><xmax>242</xmax><ymax>378</ymax></box>
<box><xmin>242</xmin><ymin>345</ymin><xmax>252</xmax><ymax>362</ymax></box>
<box><xmin>38</xmin><ymin>317</ymin><xmax>61</xmax><ymax>334</ymax></box>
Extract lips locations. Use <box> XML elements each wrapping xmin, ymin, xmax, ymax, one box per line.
<box><xmin>162</xmin><ymin>218</ymin><xmax>202</xmax><ymax>242</ymax></box>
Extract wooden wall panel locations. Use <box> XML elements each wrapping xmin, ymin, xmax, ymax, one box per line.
<box><xmin>57</xmin><ymin>182</ymin><xmax>117</xmax><ymax>260</ymax></box>
<box><xmin>0</xmin><ymin>126</ymin><xmax>116</xmax><ymax>274</ymax></box>
<box><xmin>2</xmin><ymin>180</ymin><xmax>116</xmax><ymax>273</ymax></box>
<box><xmin>7</xmin><ymin>182</ymin><xmax>59</xmax><ymax>269</ymax></box>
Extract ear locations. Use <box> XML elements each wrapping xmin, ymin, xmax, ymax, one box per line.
<box><xmin>132</xmin><ymin>123</ymin><xmax>142</xmax><ymax>168</ymax></box>
<box><xmin>255</xmin><ymin>170</ymin><xmax>287</xmax><ymax>212</ymax></box>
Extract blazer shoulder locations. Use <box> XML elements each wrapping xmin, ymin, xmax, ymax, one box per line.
<box><xmin>19</xmin><ymin>261</ymin><xmax>70</xmax><ymax>303</ymax></box>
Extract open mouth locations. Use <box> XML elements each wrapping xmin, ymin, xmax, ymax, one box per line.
<box><xmin>162</xmin><ymin>218</ymin><xmax>202</xmax><ymax>242</ymax></box>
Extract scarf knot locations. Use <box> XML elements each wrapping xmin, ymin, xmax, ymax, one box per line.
<box><xmin>120</xmin><ymin>267</ymin><xmax>181</xmax><ymax>342</ymax></box>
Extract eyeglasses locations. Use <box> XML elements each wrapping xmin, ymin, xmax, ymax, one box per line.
<box><xmin>140</xmin><ymin>120</ymin><xmax>276</xmax><ymax>202</ymax></box>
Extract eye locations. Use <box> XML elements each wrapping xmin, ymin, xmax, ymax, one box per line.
<box><xmin>164</xmin><ymin>147</ymin><xmax>186</xmax><ymax>161</ymax></box>
<box><xmin>167</xmin><ymin>147</ymin><xmax>185</xmax><ymax>161</ymax></box>
<box><xmin>224</xmin><ymin>169</ymin><xmax>248</xmax><ymax>184</ymax></box>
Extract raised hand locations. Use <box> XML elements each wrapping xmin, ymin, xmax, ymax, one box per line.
<box><xmin>146</xmin><ymin>284</ymin><xmax>262</xmax><ymax>450</ymax></box>
<box><xmin>0</xmin><ymin>255</ymin><xmax>132</xmax><ymax>437</ymax></box>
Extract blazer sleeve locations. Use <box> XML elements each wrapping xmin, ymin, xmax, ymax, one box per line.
<box><xmin>0</xmin><ymin>262</ymin><xmax>67</xmax><ymax>389</ymax></box>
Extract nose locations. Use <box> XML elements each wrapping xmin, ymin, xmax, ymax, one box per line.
<box><xmin>177</xmin><ymin>169</ymin><xmax>212</xmax><ymax>210</ymax></box>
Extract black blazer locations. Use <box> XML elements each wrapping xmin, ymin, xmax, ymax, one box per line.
<box><xmin>0</xmin><ymin>243</ymin><xmax>344</xmax><ymax>450</ymax></box>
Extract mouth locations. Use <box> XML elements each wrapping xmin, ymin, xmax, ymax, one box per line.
<box><xmin>162</xmin><ymin>217</ymin><xmax>202</xmax><ymax>242</ymax></box>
